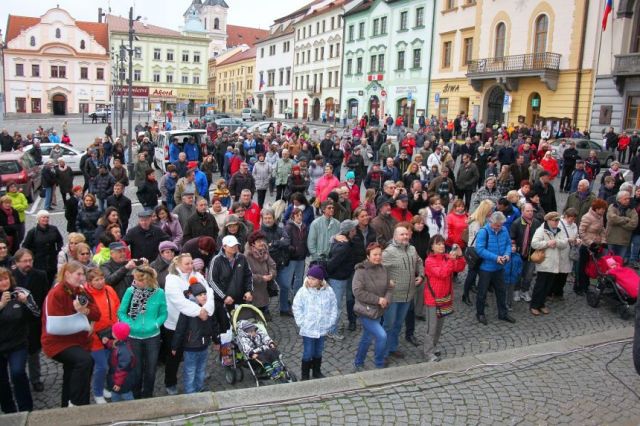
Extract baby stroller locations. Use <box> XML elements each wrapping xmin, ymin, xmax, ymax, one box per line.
<box><xmin>585</xmin><ymin>246</ymin><xmax>637</xmax><ymax>319</ymax></box>
<box><xmin>220</xmin><ymin>304</ymin><xmax>297</xmax><ymax>387</ymax></box>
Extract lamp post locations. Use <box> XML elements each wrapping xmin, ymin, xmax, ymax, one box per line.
<box><xmin>110</xmin><ymin>48</ymin><xmax>120</xmax><ymax>136</ymax></box>
<box><xmin>127</xmin><ymin>7</ymin><xmax>141</xmax><ymax>177</ymax></box>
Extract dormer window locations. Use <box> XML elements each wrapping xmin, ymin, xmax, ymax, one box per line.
<box><xmin>214</xmin><ymin>18</ymin><xmax>220</xmax><ymax>30</ymax></box>
<box><xmin>30</xmin><ymin>36</ymin><xmax>35</xmax><ymax>47</ymax></box>
<box><xmin>55</xmin><ymin>28</ymin><xmax>61</xmax><ymax>39</ymax></box>
<box><xmin>80</xmin><ymin>40</ymin><xmax>86</xmax><ymax>50</ymax></box>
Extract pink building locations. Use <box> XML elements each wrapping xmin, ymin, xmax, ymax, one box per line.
<box><xmin>3</xmin><ymin>7</ymin><xmax>110</xmax><ymax>115</ymax></box>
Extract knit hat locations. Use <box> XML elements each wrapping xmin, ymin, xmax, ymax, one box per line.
<box><xmin>158</xmin><ymin>241</ymin><xmax>179</xmax><ymax>253</ymax></box>
<box><xmin>188</xmin><ymin>161</ymin><xmax>199</xmax><ymax>169</ymax></box>
<box><xmin>112</xmin><ymin>322</ymin><xmax>130</xmax><ymax>341</ymax></box>
<box><xmin>189</xmin><ymin>282</ymin><xmax>207</xmax><ymax>297</ymax></box>
<box><xmin>339</xmin><ymin>219</ymin><xmax>358</xmax><ymax>234</ymax></box>
<box><xmin>345</xmin><ymin>171</ymin><xmax>355</xmax><ymax>180</ymax></box>
<box><xmin>192</xmin><ymin>258</ymin><xmax>205</xmax><ymax>271</ymax></box>
<box><xmin>307</xmin><ymin>265</ymin><xmax>326</xmax><ymax>281</ymax></box>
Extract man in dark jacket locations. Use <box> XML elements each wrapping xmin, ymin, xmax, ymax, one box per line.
<box><xmin>0</xmin><ymin>129</ymin><xmax>13</xmax><ymax>152</ymax></box>
<box><xmin>509</xmin><ymin>203</ymin><xmax>541</xmax><ymax>304</ymax></box>
<box><xmin>456</xmin><ymin>154</ymin><xmax>480</xmax><ymax>211</ymax></box>
<box><xmin>136</xmin><ymin>169</ymin><xmax>161</xmax><ymax>211</ymax></box>
<box><xmin>106</xmin><ymin>182</ymin><xmax>132</xmax><ymax>232</ymax></box>
<box><xmin>100</xmin><ymin>242</ymin><xmax>136</xmax><ymax>298</ymax></box>
<box><xmin>93</xmin><ymin>164</ymin><xmax>115</xmax><ymax>211</ymax></box>
<box><xmin>150</xmin><ymin>241</ymin><xmax>178</xmax><ymax>289</ymax></box>
<box><xmin>41</xmin><ymin>161</ymin><xmax>57</xmax><ymax>210</ymax></box>
<box><xmin>228</xmin><ymin>162</ymin><xmax>256</xmax><ymax>201</ymax></box>
<box><xmin>124</xmin><ymin>210</ymin><xmax>169</xmax><ymax>260</ymax></box>
<box><xmin>533</xmin><ymin>171</ymin><xmax>557</xmax><ymax>213</ymax></box>
<box><xmin>64</xmin><ymin>186</ymin><xmax>83</xmax><ymax>232</ymax></box>
<box><xmin>183</xmin><ymin>198</ymin><xmax>219</xmax><ymax>242</ymax></box>
<box><xmin>605</xmin><ymin>127</ymin><xmax>618</xmax><ymax>153</ymax></box>
<box><xmin>510</xmin><ymin>155</ymin><xmax>530</xmax><ymax>190</ymax></box>
<box><xmin>560</xmin><ymin>140</ymin><xmax>579</xmax><ymax>192</ymax></box>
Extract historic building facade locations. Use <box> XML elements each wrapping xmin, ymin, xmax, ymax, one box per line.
<box><xmin>342</xmin><ymin>0</ymin><xmax>435</xmax><ymax>128</ymax></box>
<box><xmin>3</xmin><ymin>7</ymin><xmax>110</xmax><ymax>115</ymax></box>
<box><xmin>215</xmin><ymin>47</ymin><xmax>256</xmax><ymax>114</ymax></box>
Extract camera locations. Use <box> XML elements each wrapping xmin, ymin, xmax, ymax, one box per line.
<box><xmin>10</xmin><ymin>291</ymin><xmax>19</xmax><ymax>301</ymax></box>
<box><xmin>134</xmin><ymin>259</ymin><xmax>144</xmax><ymax>266</ymax></box>
<box><xmin>76</xmin><ymin>294</ymin><xmax>89</xmax><ymax>306</ymax></box>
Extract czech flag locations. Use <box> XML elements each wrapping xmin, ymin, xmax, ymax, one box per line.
<box><xmin>602</xmin><ymin>0</ymin><xmax>613</xmax><ymax>31</ymax></box>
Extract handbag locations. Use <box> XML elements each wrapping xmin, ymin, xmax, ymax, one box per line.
<box><xmin>44</xmin><ymin>297</ymin><xmax>91</xmax><ymax>336</ymax></box>
<box><xmin>267</xmin><ymin>279</ymin><xmax>279</xmax><ymax>297</ymax></box>
<box><xmin>560</xmin><ymin>220</ymin><xmax>580</xmax><ymax>262</ymax></box>
<box><xmin>530</xmin><ymin>249</ymin><xmax>546</xmax><ymax>264</ymax></box>
<box><xmin>425</xmin><ymin>275</ymin><xmax>453</xmax><ymax>318</ymax></box>
<box><xmin>464</xmin><ymin>228</ymin><xmax>487</xmax><ymax>271</ymax></box>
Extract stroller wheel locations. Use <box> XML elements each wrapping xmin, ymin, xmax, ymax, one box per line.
<box><xmin>586</xmin><ymin>291</ymin><xmax>600</xmax><ymax>308</ymax></box>
<box><xmin>235</xmin><ymin>367</ymin><xmax>244</xmax><ymax>382</ymax></box>
<box><xmin>224</xmin><ymin>367</ymin><xmax>237</xmax><ymax>385</ymax></box>
<box><xmin>618</xmin><ymin>304</ymin><xmax>632</xmax><ymax>320</ymax></box>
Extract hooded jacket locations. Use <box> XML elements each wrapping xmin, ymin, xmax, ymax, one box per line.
<box><xmin>352</xmin><ymin>260</ymin><xmax>393</xmax><ymax>319</ymax></box>
<box><xmin>292</xmin><ymin>278</ymin><xmax>338</xmax><ymax>338</ymax></box>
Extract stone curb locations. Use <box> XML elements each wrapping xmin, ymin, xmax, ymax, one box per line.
<box><xmin>8</xmin><ymin>326</ymin><xmax>634</xmax><ymax>426</ymax></box>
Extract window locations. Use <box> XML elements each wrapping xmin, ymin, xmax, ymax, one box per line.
<box><xmin>370</xmin><ymin>55</ymin><xmax>377</xmax><ymax>72</ymax></box>
<box><xmin>331</xmin><ymin>17</ymin><xmax>335</xmax><ymax>30</ymax></box>
<box><xmin>15</xmin><ymin>98</ymin><xmax>26</xmax><ymax>113</ymax></box>
<box><xmin>397</xmin><ymin>51</ymin><xmax>405</xmax><ymax>70</ymax></box>
<box><xmin>153</xmin><ymin>49</ymin><xmax>161</xmax><ymax>60</ymax></box>
<box><xmin>32</xmin><ymin>64</ymin><xmax>40</xmax><ymax>77</ymax></box>
<box><xmin>381</xmin><ymin>17</ymin><xmax>387</xmax><ymax>34</ymax></box>
<box><xmin>322</xmin><ymin>20</ymin><xmax>325</xmax><ymax>33</ymax></box>
<box><xmin>80</xmin><ymin>40</ymin><xmax>86</xmax><ymax>50</ymax></box>
<box><xmin>80</xmin><ymin>67</ymin><xmax>88</xmax><ymax>80</ymax></box>
<box><xmin>268</xmin><ymin>71</ymin><xmax>275</xmax><ymax>86</ymax></box>
<box><xmin>166</xmin><ymin>73</ymin><xmax>173</xmax><ymax>83</ymax></box>
<box><xmin>269</xmin><ymin>45</ymin><xmax>276</xmax><ymax>56</ymax></box>
<box><xmin>445</xmin><ymin>0</ymin><xmax>455</xmax><ymax>9</ymax></box>
<box><xmin>315</xmin><ymin>48</ymin><xmax>319</xmax><ymax>61</ymax></box>
<box><xmin>316</xmin><ymin>22</ymin><xmax>320</xmax><ymax>35</ymax></box>
<box><xmin>182</xmin><ymin>51</ymin><xmax>189</xmax><ymax>62</ymax></box>
<box><xmin>442</xmin><ymin>41</ymin><xmax>451</xmax><ymax>67</ymax></box>
<box><xmin>294</xmin><ymin>76</ymin><xmax>298</xmax><ymax>90</ymax></box>
<box><xmin>119</xmin><ymin>67</ymin><xmax>125</xmax><ymax>81</ymax></box>
<box><xmin>15</xmin><ymin>64</ymin><xmax>24</xmax><ymax>77</ymax></box>
<box><xmin>373</xmin><ymin>19</ymin><xmax>379</xmax><ymax>36</ymax></box>
<box><xmin>320</xmin><ymin>46</ymin><xmax>324</xmax><ymax>60</ymax></box>
<box><xmin>247</xmin><ymin>79</ymin><xmax>252</xmax><ymax>90</ymax></box>
<box><xmin>625</xmin><ymin>96</ymin><xmax>640</xmax><ymax>129</ymax></box>
<box><xmin>307</xmin><ymin>50</ymin><xmax>311</xmax><ymax>62</ymax></box>
<box><xmin>400</xmin><ymin>11</ymin><xmax>408</xmax><ymax>30</ymax></box>
<box><xmin>193</xmin><ymin>75</ymin><xmax>200</xmax><ymax>84</ymax></box>
<box><xmin>336</xmin><ymin>43</ymin><xmax>340</xmax><ymax>57</ymax></box>
<box><xmin>356</xmin><ymin>57</ymin><xmax>363</xmax><ymax>74</ymax></box>
<box><xmin>261</xmin><ymin>48</ymin><xmax>265</xmax><ymax>58</ymax></box>
<box><xmin>279</xmin><ymin>69</ymin><xmax>284</xmax><ymax>86</ymax></box>
<box><xmin>414</xmin><ymin>48</ymin><xmax>423</xmax><ymax>68</ymax></box>
<box><xmin>495</xmin><ymin>23</ymin><xmax>506</xmax><ymax>58</ymax></box>
<box><xmin>534</xmin><ymin>15</ymin><xmax>548</xmax><ymax>54</ymax></box>
<box><xmin>51</xmin><ymin>65</ymin><xmax>66</xmax><ymax>78</ymax></box>
<box><xmin>439</xmin><ymin>98</ymin><xmax>449</xmax><ymax>118</ymax></box>
<box><xmin>416</xmin><ymin>7</ymin><xmax>424</xmax><ymax>27</ymax></box>
<box><xmin>31</xmin><ymin>98</ymin><xmax>41</xmax><ymax>113</ymax></box>
<box><xmin>303</xmin><ymin>27</ymin><xmax>306</xmax><ymax>38</ymax></box>
<box><xmin>286</xmin><ymin>68</ymin><xmax>291</xmax><ymax>85</ymax></box>
<box><xmin>194</xmin><ymin>52</ymin><xmax>200</xmax><ymax>63</ymax></box>
<box><xmin>296</xmin><ymin>52</ymin><xmax>300</xmax><ymax>64</ymax></box>
<box><xmin>358</xmin><ymin>22</ymin><xmax>365</xmax><ymax>39</ymax></box>
<box><xmin>378</xmin><ymin>54</ymin><xmax>385</xmax><ymax>72</ymax></box>
<box><xmin>30</xmin><ymin>36</ymin><xmax>35</xmax><ymax>47</ymax></box>
<box><xmin>55</xmin><ymin>28</ymin><xmax>61</xmax><ymax>39</ymax></box>
<box><xmin>328</xmin><ymin>72</ymin><xmax>333</xmax><ymax>87</ymax></box>
<box><xmin>463</xmin><ymin>37</ymin><xmax>473</xmax><ymax>65</ymax></box>
<box><xmin>134</xmin><ymin>47</ymin><xmax>142</xmax><ymax>59</ymax></box>
<box><xmin>153</xmin><ymin>71</ymin><xmax>161</xmax><ymax>82</ymax></box>
<box><xmin>214</xmin><ymin>18</ymin><xmax>220</xmax><ymax>30</ymax></box>
<box><xmin>346</xmin><ymin>58</ymin><xmax>353</xmax><ymax>75</ymax></box>
<box><xmin>134</xmin><ymin>69</ymin><xmax>141</xmax><ymax>81</ymax></box>
<box><xmin>330</xmin><ymin>45</ymin><xmax>334</xmax><ymax>58</ymax></box>
<box><xmin>348</xmin><ymin>25</ymin><xmax>354</xmax><ymax>41</ymax></box>
<box><xmin>283</xmin><ymin>41</ymin><xmax>290</xmax><ymax>52</ymax></box>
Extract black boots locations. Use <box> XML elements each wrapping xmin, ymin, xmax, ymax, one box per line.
<box><xmin>311</xmin><ymin>357</ymin><xmax>325</xmax><ymax>379</ymax></box>
<box><xmin>301</xmin><ymin>360</ymin><xmax>312</xmax><ymax>381</ymax></box>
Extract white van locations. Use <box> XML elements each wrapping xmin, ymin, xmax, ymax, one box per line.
<box><xmin>241</xmin><ymin>108</ymin><xmax>266</xmax><ymax>121</ymax></box>
<box><xmin>154</xmin><ymin>129</ymin><xmax>208</xmax><ymax>172</ymax></box>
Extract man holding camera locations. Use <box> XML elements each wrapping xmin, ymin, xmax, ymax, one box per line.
<box><xmin>100</xmin><ymin>242</ymin><xmax>144</xmax><ymax>299</ymax></box>
<box><xmin>124</xmin><ymin>210</ymin><xmax>169</xmax><ymax>261</ymax></box>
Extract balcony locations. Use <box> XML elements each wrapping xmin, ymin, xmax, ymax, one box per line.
<box><xmin>466</xmin><ymin>52</ymin><xmax>561</xmax><ymax>92</ymax></box>
<box><xmin>613</xmin><ymin>53</ymin><xmax>640</xmax><ymax>93</ymax></box>
<box><xmin>307</xmin><ymin>85</ymin><xmax>322</xmax><ymax>97</ymax></box>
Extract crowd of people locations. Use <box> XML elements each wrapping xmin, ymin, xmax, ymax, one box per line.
<box><xmin>0</xmin><ymin>114</ymin><xmax>638</xmax><ymax>412</ymax></box>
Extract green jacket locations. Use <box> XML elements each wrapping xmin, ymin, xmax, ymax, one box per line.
<box><xmin>382</xmin><ymin>241</ymin><xmax>424</xmax><ymax>303</ymax></box>
<box><xmin>307</xmin><ymin>216</ymin><xmax>340</xmax><ymax>261</ymax></box>
<box><xmin>6</xmin><ymin>191</ymin><xmax>28</xmax><ymax>222</ymax></box>
<box><xmin>563</xmin><ymin>191</ymin><xmax>595</xmax><ymax>223</ymax></box>
<box><xmin>118</xmin><ymin>287</ymin><xmax>167</xmax><ymax>339</ymax></box>
<box><xmin>379</xmin><ymin>142</ymin><xmax>397</xmax><ymax>162</ymax></box>
<box><xmin>273</xmin><ymin>158</ymin><xmax>293</xmax><ymax>186</ymax></box>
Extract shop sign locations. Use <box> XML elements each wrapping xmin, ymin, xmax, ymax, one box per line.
<box><xmin>149</xmin><ymin>87</ymin><xmax>175</xmax><ymax>98</ymax></box>
<box><xmin>116</xmin><ymin>86</ymin><xmax>149</xmax><ymax>97</ymax></box>
<box><xmin>442</xmin><ymin>83</ymin><xmax>459</xmax><ymax>93</ymax></box>
<box><xmin>176</xmin><ymin>88</ymin><xmax>208</xmax><ymax>100</ymax></box>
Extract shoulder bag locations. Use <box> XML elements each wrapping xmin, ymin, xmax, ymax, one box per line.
<box><xmin>464</xmin><ymin>228</ymin><xmax>486</xmax><ymax>271</ymax></box>
<box><xmin>530</xmin><ymin>228</ymin><xmax>548</xmax><ymax>264</ymax></box>
<box><xmin>44</xmin><ymin>296</ymin><xmax>91</xmax><ymax>336</ymax></box>
<box><xmin>560</xmin><ymin>221</ymin><xmax>580</xmax><ymax>262</ymax></box>
<box><xmin>425</xmin><ymin>274</ymin><xmax>453</xmax><ymax>318</ymax></box>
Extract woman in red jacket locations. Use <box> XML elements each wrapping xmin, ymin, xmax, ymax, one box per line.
<box><xmin>423</xmin><ymin>235</ymin><xmax>465</xmax><ymax>362</ymax></box>
<box><xmin>42</xmin><ymin>261</ymin><xmax>100</xmax><ymax>407</ymax></box>
<box><xmin>446</xmin><ymin>199</ymin><xmax>469</xmax><ymax>249</ymax></box>
<box><xmin>84</xmin><ymin>268</ymin><xmax>120</xmax><ymax>404</ymax></box>
<box><xmin>540</xmin><ymin>151</ymin><xmax>559</xmax><ymax>180</ymax></box>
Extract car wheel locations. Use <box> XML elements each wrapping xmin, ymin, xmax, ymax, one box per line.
<box><xmin>606</xmin><ymin>156</ymin><xmax>613</xmax><ymax>167</ymax></box>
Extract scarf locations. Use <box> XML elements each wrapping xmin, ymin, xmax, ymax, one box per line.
<box><xmin>128</xmin><ymin>286</ymin><xmax>155</xmax><ymax>320</ymax></box>
<box><xmin>1</xmin><ymin>206</ymin><xmax>14</xmax><ymax>225</ymax></box>
<box><xmin>614</xmin><ymin>201</ymin><xmax>629</xmax><ymax>216</ymax></box>
<box><xmin>252</xmin><ymin>246</ymin><xmax>269</xmax><ymax>262</ymax></box>
<box><xmin>429</xmin><ymin>207</ymin><xmax>443</xmax><ymax>229</ymax></box>
<box><xmin>521</xmin><ymin>217</ymin><xmax>532</xmax><ymax>256</ymax></box>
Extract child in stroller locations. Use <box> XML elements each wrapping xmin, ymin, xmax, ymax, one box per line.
<box><xmin>236</xmin><ymin>320</ymin><xmax>284</xmax><ymax>380</ymax></box>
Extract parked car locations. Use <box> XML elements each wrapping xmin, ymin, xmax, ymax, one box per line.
<box><xmin>201</xmin><ymin>113</ymin><xmax>230</xmax><ymax>123</ymax></box>
<box><xmin>154</xmin><ymin>129</ymin><xmax>208</xmax><ymax>172</ymax></box>
<box><xmin>24</xmin><ymin>143</ymin><xmax>84</xmax><ymax>174</ymax></box>
<box><xmin>0</xmin><ymin>152</ymin><xmax>41</xmax><ymax>202</ymax></box>
<box><xmin>215</xmin><ymin>118</ymin><xmax>245</xmax><ymax>133</ymax></box>
<box><xmin>241</xmin><ymin>108</ymin><xmax>266</xmax><ymax>121</ymax></box>
<box><xmin>247</xmin><ymin>121</ymin><xmax>291</xmax><ymax>134</ymax></box>
<box><xmin>549</xmin><ymin>138</ymin><xmax>615</xmax><ymax>167</ymax></box>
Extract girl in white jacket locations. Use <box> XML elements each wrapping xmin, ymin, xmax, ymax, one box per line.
<box><xmin>292</xmin><ymin>265</ymin><xmax>337</xmax><ymax>381</ymax></box>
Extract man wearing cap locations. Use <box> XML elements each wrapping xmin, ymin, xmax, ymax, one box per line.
<box><xmin>150</xmin><ymin>241</ymin><xmax>179</xmax><ymax>288</ymax></box>
<box><xmin>371</xmin><ymin>199</ymin><xmax>398</xmax><ymax>248</ymax></box>
<box><xmin>174</xmin><ymin>169</ymin><xmax>197</xmax><ymax>205</ymax></box>
<box><xmin>183</xmin><ymin>198</ymin><xmax>220</xmax><ymax>243</ymax></box>
<box><xmin>172</xmin><ymin>152</ymin><xmax>189</xmax><ymax>178</ymax></box>
<box><xmin>390</xmin><ymin>194</ymin><xmax>413</xmax><ymax>223</ymax></box>
<box><xmin>107</xmin><ymin>182</ymin><xmax>132</xmax><ymax>233</ymax></box>
<box><xmin>124</xmin><ymin>211</ymin><xmax>169</xmax><ymax>261</ymax></box>
<box><xmin>229</xmin><ymin>162</ymin><xmax>256</xmax><ymax>202</ymax></box>
<box><xmin>207</xmin><ymin>235</ymin><xmax>253</xmax><ymax>331</ymax></box>
<box><xmin>308</xmin><ymin>200</ymin><xmax>341</xmax><ymax>262</ymax></box>
<box><xmin>100</xmin><ymin>242</ymin><xmax>139</xmax><ymax>298</ymax></box>
<box><xmin>173</xmin><ymin>191</ymin><xmax>196</xmax><ymax>229</ymax></box>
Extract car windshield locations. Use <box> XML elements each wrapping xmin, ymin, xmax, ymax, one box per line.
<box><xmin>0</xmin><ymin>161</ymin><xmax>21</xmax><ymax>174</ymax></box>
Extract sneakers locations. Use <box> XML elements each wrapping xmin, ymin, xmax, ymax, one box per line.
<box><xmin>427</xmin><ymin>354</ymin><xmax>441</xmax><ymax>363</ymax></box>
<box><xmin>352</xmin><ymin>365</ymin><xmax>365</xmax><ymax>373</ymax></box>
<box><xmin>521</xmin><ymin>291</ymin><xmax>532</xmax><ymax>302</ymax></box>
<box><xmin>102</xmin><ymin>389</ymin><xmax>112</xmax><ymax>399</ymax></box>
<box><xmin>327</xmin><ymin>332</ymin><xmax>344</xmax><ymax>341</ymax></box>
<box><xmin>94</xmin><ymin>396</ymin><xmax>107</xmax><ymax>404</ymax></box>
<box><xmin>166</xmin><ymin>386</ymin><xmax>178</xmax><ymax>395</ymax></box>
<box><xmin>513</xmin><ymin>290</ymin><xmax>521</xmax><ymax>302</ymax></box>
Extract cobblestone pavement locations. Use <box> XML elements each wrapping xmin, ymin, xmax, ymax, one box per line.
<box><xmin>153</xmin><ymin>341</ymin><xmax>640</xmax><ymax>425</ymax></box>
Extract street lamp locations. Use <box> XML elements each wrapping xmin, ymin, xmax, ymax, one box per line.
<box><xmin>110</xmin><ymin>47</ymin><xmax>121</xmax><ymax>135</ymax></box>
<box><xmin>127</xmin><ymin>7</ymin><xmax>142</xmax><ymax>177</ymax></box>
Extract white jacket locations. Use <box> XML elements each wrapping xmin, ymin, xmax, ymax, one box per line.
<box><xmin>530</xmin><ymin>224</ymin><xmax>568</xmax><ymax>274</ymax></box>
<box><xmin>558</xmin><ymin>218</ymin><xmax>578</xmax><ymax>274</ymax></box>
<box><xmin>292</xmin><ymin>281</ymin><xmax>338</xmax><ymax>338</ymax></box>
<box><xmin>163</xmin><ymin>270</ymin><xmax>215</xmax><ymax>330</ymax></box>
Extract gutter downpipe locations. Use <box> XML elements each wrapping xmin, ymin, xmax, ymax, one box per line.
<box><xmin>573</xmin><ymin>0</ymin><xmax>590</xmax><ymax>129</ymax></box>
<box><xmin>425</xmin><ymin>0</ymin><xmax>437</xmax><ymax>119</ymax></box>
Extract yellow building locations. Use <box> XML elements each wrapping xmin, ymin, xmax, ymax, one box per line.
<box><xmin>215</xmin><ymin>47</ymin><xmax>256</xmax><ymax>114</ymax></box>
<box><xmin>429</xmin><ymin>0</ymin><xmax>597</xmax><ymax>132</ymax></box>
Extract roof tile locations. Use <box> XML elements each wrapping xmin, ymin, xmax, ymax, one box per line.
<box><xmin>226</xmin><ymin>24</ymin><xmax>268</xmax><ymax>48</ymax></box>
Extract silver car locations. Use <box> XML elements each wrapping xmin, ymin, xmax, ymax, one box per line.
<box><xmin>549</xmin><ymin>138</ymin><xmax>616</xmax><ymax>167</ymax></box>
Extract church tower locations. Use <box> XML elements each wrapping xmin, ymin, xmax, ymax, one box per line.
<box><xmin>183</xmin><ymin>0</ymin><xmax>229</xmax><ymax>58</ymax></box>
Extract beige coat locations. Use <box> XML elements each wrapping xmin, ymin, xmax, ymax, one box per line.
<box><xmin>606</xmin><ymin>203</ymin><xmax>638</xmax><ymax>246</ymax></box>
<box><xmin>531</xmin><ymin>223</ymin><xmax>568</xmax><ymax>274</ymax></box>
<box><xmin>578</xmin><ymin>208</ymin><xmax>606</xmax><ymax>246</ymax></box>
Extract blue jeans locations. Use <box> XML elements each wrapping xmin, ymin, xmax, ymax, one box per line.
<box><xmin>111</xmin><ymin>391</ymin><xmax>134</xmax><ymax>402</ymax></box>
<box><xmin>609</xmin><ymin>244</ymin><xmax>628</xmax><ymax>261</ymax></box>
<box><xmin>302</xmin><ymin>336</ymin><xmax>325</xmax><ymax>361</ymax></box>
<box><xmin>98</xmin><ymin>198</ymin><xmax>107</xmax><ymax>212</ymax></box>
<box><xmin>0</xmin><ymin>347</ymin><xmax>32</xmax><ymax>412</ymax></box>
<box><xmin>630</xmin><ymin>234</ymin><xmax>640</xmax><ymax>263</ymax></box>
<box><xmin>130</xmin><ymin>335</ymin><xmax>161</xmax><ymax>399</ymax></box>
<box><xmin>354</xmin><ymin>317</ymin><xmax>387</xmax><ymax>368</ymax></box>
<box><xmin>276</xmin><ymin>262</ymin><xmax>300</xmax><ymax>313</ymax></box>
<box><xmin>183</xmin><ymin>349</ymin><xmax>208</xmax><ymax>394</ymax></box>
<box><xmin>44</xmin><ymin>187</ymin><xmax>53</xmax><ymax>209</ymax></box>
<box><xmin>328</xmin><ymin>278</ymin><xmax>349</xmax><ymax>333</ymax></box>
<box><xmin>382</xmin><ymin>302</ymin><xmax>410</xmax><ymax>356</ymax></box>
<box><xmin>282</xmin><ymin>260</ymin><xmax>306</xmax><ymax>296</ymax></box>
<box><xmin>91</xmin><ymin>349</ymin><xmax>110</xmax><ymax>397</ymax></box>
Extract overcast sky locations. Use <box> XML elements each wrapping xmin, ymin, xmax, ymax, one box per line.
<box><xmin>2</xmin><ymin>0</ymin><xmax>303</xmax><ymax>35</ymax></box>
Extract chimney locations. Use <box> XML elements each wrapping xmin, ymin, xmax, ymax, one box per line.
<box><xmin>98</xmin><ymin>8</ymin><xmax>103</xmax><ymax>23</ymax></box>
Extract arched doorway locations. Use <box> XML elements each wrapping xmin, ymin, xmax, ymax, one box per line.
<box><xmin>369</xmin><ymin>95</ymin><xmax>380</xmax><ymax>120</ymax></box>
<box><xmin>312</xmin><ymin>98</ymin><xmax>321</xmax><ymax>121</ymax></box>
<box><xmin>52</xmin><ymin>94</ymin><xmax>67</xmax><ymax>115</ymax></box>
<box><xmin>396</xmin><ymin>98</ymin><xmax>415</xmax><ymax>128</ymax></box>
<box><xmin>267</xmin><ymin>99</ymin><xmax>274</xmax><ymax>118</ymax></box>
<box><xmin>222</xmin><ymin>99</ymin><xmax>226</xmax><ymax>112</ymax></box>
<box><xmin>526</xmin><ymin>92</ymin><xmax>541</xmax><ymax>126</ymax></box>
<box><xmin>348</xmin><ymin>99</ymin><xmax>359</xmax><ymax>119</ymax></box>
<box><xmin>258</xmin><ymin>98</ymin><xmax>263</xmax><ymax>114</ymax></box>
<box><xmin>303</xmin><ymin>99</ymin><xmax>309</xmax><ymax>119</ymax></box>
<box><xmin>485</xmin><ymin>86</ymin><xmax>505</xmax><ymax>127</ymax></box>
<box><xmin>294</xmin><ymin>99</ymin><xmax>299</xmax><ymax>119</ymax></box>
<box><xmin>325</xmin><ymin>97</ymin><xmax>335</xmax><ymax>116</ymax></box>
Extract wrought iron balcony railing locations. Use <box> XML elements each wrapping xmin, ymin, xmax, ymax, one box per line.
<box><xmin>467</xmin><ymin>52</ymin><xmax>561</xmax><ymax>75</ymax></box>
<box><xmin>613</xmin><ymin>53</ymin><xmax>640</xmax><ymax>76</ymax></box>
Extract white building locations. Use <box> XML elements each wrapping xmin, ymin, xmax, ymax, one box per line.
<box><xmin>183</xmin><ymin>0</ymin><xmax>228</xmax><ymax>58</ymax></box>
<box><xmin>292</xmin><ymin>0</ymin><xmax>355</xmax><ymax>121</ymax></box>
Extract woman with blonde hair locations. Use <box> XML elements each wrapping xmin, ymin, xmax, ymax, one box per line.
<box><xmin>117</xmin><ymin>265</ymin><xmax>166</xmax><ymax>398</ymax></box>
<box><xmin>461</xmin><ymin>199</ymin><xmax>495</xmax><ymax>306</ymax></box>
<box><xmin>57</xmin><ymin>233</ymin><xmax>86</xmax><ymax>270</ymax></box>
<box><xmin>72</xmin><ymin>243</ymin><xmax>95</xmax><ymax>270</ymax></box>
<box><xmin>402</xmin><ymin>162</ymin><xmax>421</xmax><ymax>189</ymax></box>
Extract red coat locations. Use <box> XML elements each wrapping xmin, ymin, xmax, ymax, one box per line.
<box><xmin>84</xmin><ymin>283</ymin><xmax>120</xmax><ymax>352</ymax></box>
<box><xmin>401</xmin><ymin>138</ymin><xmax>416</xmax><ymax>156</ymax></box>
<box><xmin>242</xmin><ymin>201</ymin><xmax>261</xmax><ymax>231</ymax></box>
<box><xmin>390</xmin><ymin>207</ymin><xmax>413</xmax><ymax>223</ymax></box>
<box><xmin>229</xmin><ymin>155</ymin><xmax>242</xmax><ymax>176</ymax></box>
<box><xmin>423</xmin><ymin>254</ymin><xmax>466</xmax><ymax>307</ymax></box>
<box><xmin>446</xmin><ymin>212</ymin><xmax>468</xmax><ymax>248</ymax></box>
<box><xmin>41</xmin><ymin>282</ymin><xmax>101</xmax><ymax>358</ymax></box>
<box><xmin>618</xmin><ymin>135</ymin><xmax>630</xmax><ymax>151</ymax></box>
<box><xmin>540</xmin><ymin>157</ymin><xmax>559</xmax><ymax>180</ymax></box>
<box><xmin>347</xmin><ymin>183</ymin><xmax>360</xmax><ymax>211</ymax></box>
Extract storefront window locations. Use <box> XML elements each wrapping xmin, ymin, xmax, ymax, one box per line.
<box><xmin>439</xmin><ymin>98</ymin><xmax>449</xmax><ymax>119</ymax></box>
<box><xmin>625</xmin><ymin>96</ymin><xmax>640</xmax><ymax>130</ymax></box>
<box><xmin>15</xmin><ymin>98</ymin><xmax>26</xmax><ymax>113</ymax></box>
<box><xmin>31</xmin><ymin>98</ymin><xmax>41</xmax><ymax>113</ymax></box>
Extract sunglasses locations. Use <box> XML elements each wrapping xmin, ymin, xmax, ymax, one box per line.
<box><xmin>79</xmin><ymin>252</ymin><xmax>91</xmax><ymax>255</ymax></box>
